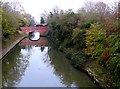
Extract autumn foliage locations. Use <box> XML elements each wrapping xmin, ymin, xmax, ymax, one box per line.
<box><xmin>47</xmin><ymin>1</ymin><xmax>120</xmax><ymax>87</ymax></box>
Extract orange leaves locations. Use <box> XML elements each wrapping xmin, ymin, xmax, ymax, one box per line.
<box><xmin>102</xmin><ymin>48</ymin><xmax>110</xmax><ymax>61</ymax></box>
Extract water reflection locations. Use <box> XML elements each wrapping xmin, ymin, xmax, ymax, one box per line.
<box><xmin>19</xmin><ymin>37</ymin><xmax>48</xmax><ymax>46</ymax></box>
<box><xmin>2</xmin><ymin>37</ymin><xmax>48</xmax><ymax>87</ymax></box>
<box><xmin>48</xmin><ymin>46</ymin><xmax>96</xmax><ymax>87</ymax></box>
<box><xmin>29</xmin><ymin>31</ymin><xmax>40</xmax><ymax>41</ymax></box>
<box><xmin>0</xmin><ymin>61</ymin><xmax>2</xmax><ymax>88</ymax></box>
<box><xmin>2</xmin><ymin>46</ymin><xmax>29</xmax><ymax>87</ymax></box>
<box><xmin>41</xmin><ymin>46</ymin><xmax>45</xmax><ymax>52</ymax></box>
<box><xmin>2</xmin><ymin>37</ymin><xmax>96</xmax><ymax>87</ymax></box>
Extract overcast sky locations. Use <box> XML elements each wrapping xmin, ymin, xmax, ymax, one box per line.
<box><xmin>3</xmin><ymin>0</ymin><xmax>119</xmax><ymax>22</ymax></box>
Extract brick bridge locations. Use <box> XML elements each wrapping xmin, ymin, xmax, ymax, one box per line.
<box><xmin>19</xmin><ymin>37</ymin><xmax>48</xmax><ymax>46</ymax></box>
<box><xmin>21</xmin><ymin>26</ymin><xmax>48</xmax><ymax>35</ymax></box>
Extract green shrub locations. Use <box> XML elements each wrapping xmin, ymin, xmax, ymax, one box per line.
<box><xmin>80</xmin><ymin>22</ymin><xmax>91</xmax><ymax>29</ymax></box>
<box><xmin>106</xmin><ymin>33</ymin><xmax>120</xmax><ymax>83</ymax></box>
<box><xmin>85</xmin><ymin>23</ymin><xmax>106</xmax><ymax>61</ymax></box>
<box><xmin>71</xmin><ymin>51</ymin><xmax>86</xmax><ymax>68</ymax></box>
<box><xmin>72</xmin><ymin>28</ymin><xmax>86</xmax><ymax>49</ymax></box>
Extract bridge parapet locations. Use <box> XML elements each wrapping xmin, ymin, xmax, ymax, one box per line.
<box><xmin>21</xmin><ymin>26</ymin><xmax>48</xmax><ymax>35</ymax></box>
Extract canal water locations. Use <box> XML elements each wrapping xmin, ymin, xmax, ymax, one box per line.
<box><xmin>2</xmin><ymin>37</ymin><xmax>97</xmax><ymax>87</ymax></box>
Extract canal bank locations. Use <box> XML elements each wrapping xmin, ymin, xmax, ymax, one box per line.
<box><xmin>0</xmin><ymin>36</ymin><xmax>26</xmax><ymax>60</ymax></box>
<box><xmin>48</xmin><ymin>37</ymin><xmax>114</xmax><ymax>89</ymax></box>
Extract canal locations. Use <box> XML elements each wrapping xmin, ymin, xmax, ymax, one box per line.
<box><xmin>2</xmin><ymin>37</ymin><xmax>97</xmax><ymax>87</ymax></box>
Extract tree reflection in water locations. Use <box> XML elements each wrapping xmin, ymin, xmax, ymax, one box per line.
<box><xmin>2</xmin><ymin>37</ymin><xmax>49</xmax><ymax>87</ymax></box>
<box><xmin>40</xmin><ymin>46</ymin><xmax>45</xmax><ymax>52</ymax></box>
<box><xmin>48</xmin><ymin>43</ymin><xmax>96</xmax><ymax>87</ymax></box>
<box><xmin>2</xmin><ymin>37</ymin><xmax>96</xmax><ymax>87</ymax></box>
<box><xmin>0</xmin><ymin>61</ymin><xmax>2</xmax><ymax>88</ymax></box>
<box><xmin>2</xmin><ymin>45</ymin><xmax>29</xmax><ymax>87</ymax></box>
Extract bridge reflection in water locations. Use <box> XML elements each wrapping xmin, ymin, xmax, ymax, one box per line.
<box><xmin>2</xmin><ymin>37</ymin><xmax>97</xmax><ymax>87</ymax></box>
<box><xmin>19</xmin><ymin>37</ymin><xmax>48</xmax><ymax>46</ymax></box>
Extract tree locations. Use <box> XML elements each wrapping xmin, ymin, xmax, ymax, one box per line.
<box><xmin>0</xmin><ymin>2</ymin><xmax>2</xmax><ymax>38</ymax></box>
<box><xmin>40</xmin><ymin>17</ymin><xmax>45</xmax><ymax>24</ymax></box>
<box><xmin>1</xmin><ymin>1</ymin><xmax>34</xmax><ymax>39</ymax></box>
